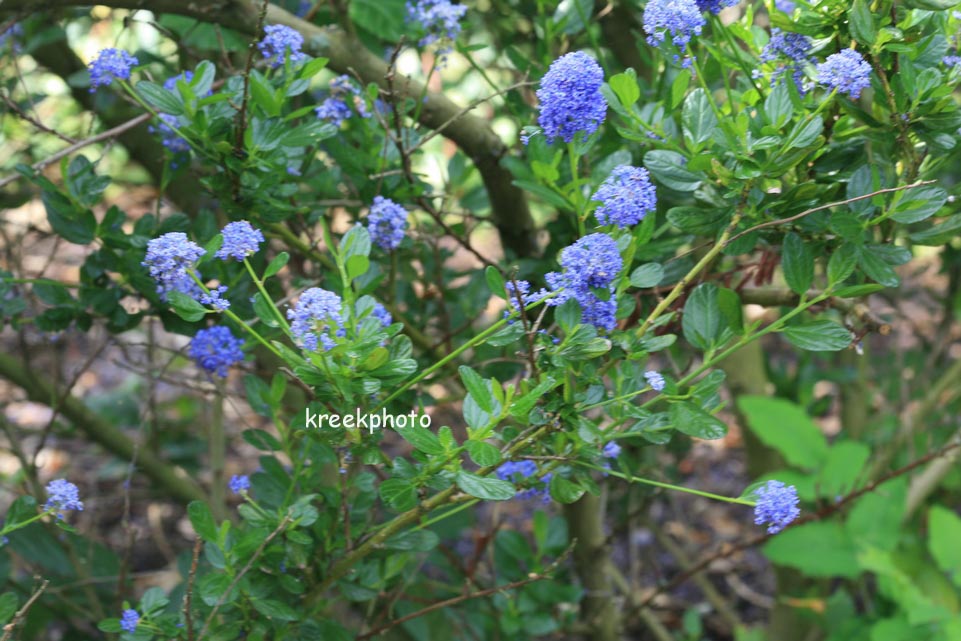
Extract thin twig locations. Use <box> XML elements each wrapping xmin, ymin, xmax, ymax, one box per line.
<box><xmin>183</xmin><ymin>538</ymin><xmax>203</xmax><ymax>641</ymax></box>
<box><xmin>1</xmin><ymin>91</ymin><xmax>77</xmax><ymax>144</ymax></box>
<box><xmin>0</xmin><ymin>579</ymin><xmax>49</xmax><ymax>641</ymax></box>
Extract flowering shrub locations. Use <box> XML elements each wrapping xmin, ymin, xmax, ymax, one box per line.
<box><xmin>1</xmin><ymin>1</ymin><xmax>961</xmax><ymax>640</ymax></box>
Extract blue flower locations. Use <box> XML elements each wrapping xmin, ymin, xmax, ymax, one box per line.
<box><xmin>695</xmin><ymin>0</ymin><xmax>738</xmax><ymax>13</ymax></box>
<box><xmin>602</xmin><ymin>441</ymin><xmax>621</xmax><ymax>458</ymax></box>
<box><xmin>775</xmin><ymin>0</ymin><xmax>795</xmax><ymax>13</ymax></box>
<box><xmin>643</xmin><ymin>0</ymin><xmax>705</xmax><ymax>55</ymax></box>
<box><xmin>149</xmin><ymin>113</ymin><xmax>191</xmax><ymax>155</ymax></box>
<box><xmin>367</xmin><ymin>197</ymin><xmax>408</xmax><ymax>251</ymax></box>
<box><xmin>534</xmin><ymin>51</ymin><xmax>607</xmax><ymax>145</ymax></box>
<box><xmin>371</xmin><ymin>302</ymin><xmax>392</xmax><ymax>327</ymax></box>
<box><xmin>287</xmin><ymin>288</ymin><xmax>346</xmax><ymax>352</ymax></box>
<box><xmin>189</xmin><ymin>326</ymin><xmax>245</xmax><ymax>377</ymax></box>
<box><xmin>163</xmin><ymin>71</ymin><xmax>193</xmax><ymax>91</ymax></box>
<box><xmin>229</xmin><ymin>474</ymin><xmax>250</xmax><ymax>494</ymax></box>
<box><xmin>142</xmin><ymin>232</ymin><xmax>212</xmax><ymax>303</ymax></box>
<box><xmin>759</xmin><ymin>29</ymin><xmax>813</xmax><ymax>92</ymax></box>
<box><xmin>0</xmin><ymin>23</ymin><xmax>23</xmax><ymax>52</ymax></box>
<box><xmin>88</xmin><ymin>48</ymin><xmax>139</xmax><ymax>92</ymax></box>
<box><xmin>753</xmin><ymin>480</ymin><xmax>800</xmax><ymax>534</ymax></box>
<box><xmin>545</xmin><ymin>233</ymin><xmax>623</xmax><ymax>331</ymax></box>
<box><xmin>816</xmin><ymin>49</ymin><xmax>872</xmax><ymax>99</ymax></box>
<box><xmin>119</xmin><ymin>609</ymin><xmax>139</xmax><ymax>633</ymax></box>
<box><xmin>216</xmin><ymin>221</ymin><xmax>265</xmax><ymax>261</ymax></box>
<box><xmin>315</xmin><ymin>75</ymin><xmax>370</xmax><ymax>125</ymax></box>
<box><xmin>644</xmin><ymin>370</ymin><xmax>666</xmax><ymax>392</ymax></box>
<box><xmin>592</xmin><ymin>165</ymin><xmax>657</xmax><ymax>228</ymax></box>
<box><xmin>944</xmin><ymin>55</ymin><xmax>961</xmax><ymax>68</ymax></box>
<box><xmin>43</xmin><ymin>479</ymin><xmax>83</xmax><ymax>519</ymax></box>
<box><xmin>497</xmin><ymin>461</ymin><xmax>551</xmax><ymax>502</ymax></box>
<box><xmin>258</xmin><ymin>24</ymin><xmax>307</xmax><ymax>68</ymax></box>
<box><xmin>406</xmin><ymin>0</ymin><xmax>467</xmax><ymax>61</ymax></box>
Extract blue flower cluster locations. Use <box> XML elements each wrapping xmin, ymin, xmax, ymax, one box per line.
<box><xmin>944</xmin><ymin>55</ymin><xmax>961</xmax><ymax>69</ymax></box>
<box><xmin>602</xmin><ymin>441</ymin><xmax>621</xmax><ymax>458</ymax></box>
<box><xmin>216</xmin><ymin>221</ymin><xmax>265</xmax><ymax>261</ymax></box>
<box><xmin>758</xmin><ymin>29</ymin><xmax>813</xmax><ymax>92</ymax></box>
<box><xmin>189</xmin><ymin>326</ymin><xmax>245</xmax><ymax>377</ymax></box>
<box><xmin>592</xmin><ymin>165</ymin><xmax>658</xmax><ymax>229</ymax></box>
<box><xmin>142</xmin><ymin>232</ymin><xmax>228</xmax><ymax>310</ymax></box>
<box><xmin>496</xmin><ymin>461</ymin><xmax>552</xmax><ymax>502</ymax></box>
<box><xmin>315</xmin><ymin>75</ymin><xmax>371</xmax><ymax>126</ymax></box>
<box><xmin>545</xmin><ymin>233</ymin><xmax>623</xmax><ymax>331</ymax></box>
<box><xmin>149</xmin><ymin>113</ymin><xmax>191</xmax><ymax>155</ymax></box>
<box><xmin>88</xmin><ymin>48</ymin><xmax>138</xmax><ymax>92</ymax></box>
<box><xmin>43</xmin><ymin>479</ymin><xmax>83</xmax><ymax>519</ymax></box>
<box><xmin>643</xmin><ymin>0</ymin><xmax>704</xmax><ymax>62</ymax></box>
<box><xmin>775</xmin><ymin>0</ymin><xmax>795</xmax><ymax>13</ymax></box>
<box><xmin>0</xmin><ymin>23</ymin><xmax>23</xmax><ymax>52</ymax></box>
<box><xmin>816</xmin><ymin>49</ymin><xmax>872</xmax><ymax>99</ymax></box>
<box><xmin>258</xmin><ymin>24</ymin><xmax>307</xmax><ymax>68</ymax></box>
<box><xmin>119</xmin><ymin>609</ymin><xmax>139</xmax><ymax>633</ymax></box>
<box><xmin>406</xmin><ymin>0</ymin><xmax>467</xmax><ymax>60</ymax></box>
<box><xmin>371</xmin><ymin>302</ymin><xmax>392</xmax><ymax>327</ymax></box>
<box><xmin>753</xmin><ymin>480</ymin><xmax>800</xmax><ymax>534</ymax></box>
<box><xmin>534</xmin><ymin>51</ymin><xmax>607</xmax><ymax>145</ymax></box>
<box><xmin>288</xmin><ymin>287</ymin><xmax>346</xmax><ymax>352</ymax></box>
<box><xmin>644</xmin><ymin>370</ymin><xmax>666</xmax><ymax>392</ymax></box>
<box><xmin>367</xmin><ymin>196</ymin><xmax>408</xmax><ymax>251</ymax></box>
<box><xmin>695</xmin><ymin>0</ymin><xmax>738</xmax><ymax>13</ymax></box>
<box><xmin>229</xmin><ymin>474</ymin><xmax>251</xmax><ymax>494</ymax></box>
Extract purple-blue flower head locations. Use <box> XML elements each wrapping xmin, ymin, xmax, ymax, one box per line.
<box><xmin>0</xmin><ymin>23</ymin><xmax>23</xmax><ymax>52</ymax></box>
<box><xmin>695</xmin><ymin>0</ymin><xmax>738</xmax><ymax>13</ymax></box>
<box><xmin>496</xmin><ymin>460</ymin><xmax>538</xmax><ymax>481</ymax></box>
<box><xmin>644</xmin><ymin>370</ymin><xmax>666</xmax><ymax>392</ymax></box>
<box><xmin>592</xmin><ymin>165</ymin><xmax>657</xmax><ymax>228</ymax></box>
<box><xmin>142</xmin><ymin>232</ymin><xmax>206</xmax><ymax>302</ymax></box>
<box><xmin>753</xmin><ymin>480</ymin><xmax>800</xmax><ymax>534</ymax></box>
<box><xmin>406</xmin><ymin>0</ymin><xmax>467</xmax><ymax>55</ymax></box>
<box><xmin>163</xmin><ymin>71</ymin><xmax>193</xmax><ymax>92</ymax></box>
<box><xmin>229</xmin><ymin>474</ymin><xmax>251</xmax><ymax>494</ymax></box>
<box><xmin>535</xmin><ymin>51</ymin><xmax>607</xmax><ymax>145</ymax></box>
<box><xmin>367</xmin><ymin>196</ymin><xmax>408</xmax><ymax>251</ymax></box>
<box><xmin>149</xmin><ymin>113</ymin><xmax>191</xmax><ymax>154</ymax></box>
<box><xmin>775</xmin><ymin>0</ymin><xmax>795</xmax><ymax>13</ymax></box>
<box><xmin>120</xmin><ymin>609</ymin><xmax>139</xmax><ymax>633</ymax></box>
<box><xmin>287</xmin><ymin>287</ymin><xmax>346</xmax><ymax>352</ymax></box>
<box><xmin>258</xmin><ymin>24</ymin><xmax>307</xmax><ymax>68</ymax></box>
<box><xmin>816</xmin><ymin>49</ymin><xmax>872</xmax><ymax>99</ymax></box>
<box><xmin>88</xmin><ymin>48</ymin><xmax>139</xmax><ymax>92</ymax></box>
<box><xmin>602</xmin><ymin>441</ymin><xmax>621</xmax><ymax>458</ymax></box>
<box><xmin>189</xmin><ymin>326</ymin><xmax>245</xmax><ymax>377</ymax></box>
<box><xmin>558</xmin><ymin>233</ymin><xmax>623</xmax><ymax>290</ymax></box>
<box><xmin>944</xmin><ymin>55</ymin><xmax>961</xmax><ymax>69</ymax></box>
<box><xmin>371</xmin><ymin>302</ymin><xmax>392</xmax><ymax>327</ymax></box>
<box><xmin>315</xmin><ymin>75</ymin><xmax>370</xmax><ymax>125</ymax></box>
<box><xmin>759</xmin><ymin>29</ymin><xmax>813</xmax><ymax>91</ymax></box>
<box><xmin>44</xmin><ymin>479</ymin><xmax>83</xmax><ymax>519</ymax></box>
<box><xmin>216</xmin><ymin>221</ymin><xmax>265</xmax><ymax>261</ymax></box>
<box><xmin>643</xmin><ymin>0</ymin><xmax>705</xmax><ymax>51</ymax></box>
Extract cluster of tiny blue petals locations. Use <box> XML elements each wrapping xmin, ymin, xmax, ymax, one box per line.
<box><xmin>944</xmin><ymin>55</ymin><xmax>961</xmax><ymax>68</ymax></box>
<box><xmin>142</xmin><ymin>232</ymin><xmax>206</xmax><ymax>301</ymax></box>
<box><xmin>816</xmin><ymin>49</ymin><xmax>872</xmax><ymax>99</ymax></box>
<box><xmin>371</xmin><ymin>302</ymin><xmax>392</xmax><ymax>327</ymax></box>
<box><xmin>315</xmin><ymin>75</ymin><xmax>370</xmax><ymax>126</ymax></box>
<box><xmin>163</xmin><ymin>71</ymin><xmax>193</xmax><ymax>91</ymax></box>
<box><xmin>216</xmin><ymin>221</ymin><xmax>265</xmax><ymax>261</ymax></box>
<box><xmin>496</xmin><ymin>461</ymin><xmax>551</xmax><ymax>502</ymax></box>
<box><xmin>758</xmin><ymin>29</ymin><xmax>813</xmax><ymax>92</ymax></box>
<box><xmin>258</xmin><ymin>24</ymin><xmax>307</xmax><ymax>68</ymax></box>
<box><xmin>406</xmin><ymin>0</ymin><xmax>467</xmax><ymax>61</ymax></box>
<box><xmin>0</xmin><ymin>24</ymin><xmax>23</xmax><ymax>52</ymax></box>
<box><xmin>367</xmin><ymin>196</ymin><xmax>408</xmax><ymax>250</ymax></box>
<box><xmin>592</xmin><ymin>165</ymin><xmax>658</xmax><ymax>228</ymax></box>
<box><xmin>775</xmin><ymin>0</ymin><xmax>795</xmax><ymax>12</ymax></box>
<box><xmin>149</xmin><ymin>113</ymin><xmax>191</xmax><ymax>155</ymax></box>
<box><xmin>602</xmin><ymin>441</ymin><xmax>621</xmax><ymax>458</ymax></box>
<box><xmin>229</xmin><ymin>474</ymin><xmax>251</xmax><ymax>494</ymax></box>
<box><xmin>753</xmin><ymin>480</ymin><xmax>800</xmax><ymax>534</ymax></box>
<box><xmin>288</xmin><ymin>288</ymin><xmax>346</xmax><ymax>352</ymax></box>
<box><xmin>545</xmin><ymin>233</ymin><xmax>622</xmax><ymax>331</ymax></box>
<box><xmin>44</xmin><ymin>479</ymin><xmax>84</xmax><ymax>519</ymax></box>
<box><xmin>534</xmin><ymin>51</ymin><xmax>607</xmax><ymax>145</ymax></box>
<box><xmin>189</xmin><ymin>326</ymin><xmax>245</xmax><ymax>377</ymax></box>
<box><xmin>643</xmin><ymin>0</ymin><xmax>704</xmax><ymax>59</ymax></box>
<box><xmin>645</xmin><ymin>370</ymin><xmax>666</xmax><ymax>392</ymax></box>
<box><xmin>120</xmin><ymin>609</ymin><xmax>139</xmax><ymax>633</ymax></box>
<box><xmin>695</xmin><ymin>0</ymin><xmax>738</xmax><ymax>13</ymax></box>
<box><xmin>88</xmin><ymin>48</ymin><xmax>139</xmax><ymax>92</ymax></box>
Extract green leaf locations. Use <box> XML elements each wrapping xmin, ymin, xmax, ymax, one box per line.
<box><xmin>644</xmin><ymin>150</ymin><xmax>702</xmax><ymax>192</ymax></box>
<box><xmin>929</xmin><ymin>506</ymin><xmax>961</xmax><ymax>587</ymax></box>
<box><xmin>787</xmin><ymin>116</ymin><xmax>823</xmax><ymax>149</ymax></box>
<box><xmin>455</xmin><ymin>470</ymin><xmax>516</xmax><ymax>501</ymax></box>
<box><xmin>466</xmin><ymin>441</ymin><xmax>502</xmax><ymax>466</ymax></box>
<box><xmin>349</xmin><ymin>0</ymin><xmax>406</xmax><ymax>40</ymax></box>
<box><xmin>252</xmin><ymin>292</ymin><xmax>279</xmax><ymax>328</ymax></box>
<box><xmin>341</xmin><ymin>224</ymin><xmax>371</xmax><ymax>260</ymax></box>
<box><xmin>763</xmin><ymin>522</ymin><xmax>861</xmax><ymax>578</ymax></box>
<box><xmin>817</xmin><ymin>441</ymin><xmax>870</xmax><ymax>498</ymax></box>
<box><xmin>252</xmin><ymin>599</ymin><xmax>299</xmax><ymax>621</ymax></box>
<box><xmin>630</xmin><ymin>263</ymin><xmax>664</xmax><ymax>288</ymax></box>
<box><xmin>549</xmin><ymin>475</ymin><xmax>586</xmax><ymax>504</ymax></box>
<box><xmin>834</xmin><ymin>283</ymin><xmax>885</xmax><ymax>297</ymax></box>
<box><xmin>670</xmin><ymin>402</ymin><xmax>727</xmax><ymax>440</ymax></box>
<box><xmin>845</xmin><ymin>477</ymin><xmax>906</xmax><ymax>552</ymax></box>
<box><xmin>848</xmin><ymin>0</ymin><xmax>877</xmax><ymax>46</ymax></box>
<box><xmin>384</xmin><ymin>529</ymin><xmax>439</xmax><ymax>552</ymax></box>
<box><xmin>858</xmin><ymin>250</ymin><xmax>899</xmax><ymax>287</ymax></box>
<box><xmin>736</xmin><ymin>396</ymin><xmax>829</xmax><ymax>469</ymax></box>
<box><xmin>264</xmin><ymin>252</ymin><xmax>289</xmax><ymax>279</ymax></box>
<box><xmin>4</xmin><ymin>496</ymin><xmax>36</xmax><ymax>528</ymax></box>
<box><xmin>486</xmin><ymin>266</ymin><xmax>506</xmax><ymax>299</ymax></box>
<box><xmin>397</xmin><ymin>427</ymin><xmax>444</xmax><ymax>456</ymax></box>
<box><xmin>459</xmin><ymin>366</ymin><xmax>494</xmax><ymax>413</ymax></box>
<box><xmin>682</xmin><ymin>283</ymin><xmax>721</xmax><ymax>351</ymax></box>
<box><xmin>682</xmin><ymin>88</ymin><xmax>718</xmax><ymax>149</ymax></box>
<box><xmin>135</xmin><ymin>81</ymin><xmax>184</xmax><ymax>115</ymax></box>
<box><xmin>889</xmin><ymin>186</ymin><xmax>947</xmax><ymax>224</ymax></box>
<box><xmin>168</xmin><ymin>291</ymin><xmax>207</xmax><ymax>322</ymax></box>
<box><xmin>0</xmin><ymin>593</ymin><xmax>17</xmax><ymax>625</ymax></box>
<box><xmin>379</xmin><ymin>478</ymin><xmax>417</xmax><ymax>511</ymax></box>
<box><xmin>608</xmin><ymin>70</ymin><xmax>640</xmax><ymax>108</ymax></box>
<box><xmin>188</xmin><ymin>501</ymin><xmax>218</xmax><ymax>543</ymax></box>
<box><xmin>782</xmin><ymin>233</ymin><xmax>814</xmax><ymax>295</ymax></box>
<box><xmin>242</xmin><ymin>428</ymin><xmax>281</xmax><ymax>451</ymax></box>
<box><xmin>784</xmin><ymin>320</ymin><xmax>851</xmax><ymax>351</ymax></box>
<box><xmin>553</xmin><ymin>0</ymin><xmax>594</xmax><ymax>34</ymax></box>
<box><xmin>764</xmin><ymin>80</ymin><xmax>793</xmax><ymax>127</ymax></box>
<box><xmin>42</xmin><ymin>190</ymin><xmax>97</xmax><ymax>245</ymax></box>
<box><xmin>345</xmin><ymin>255</ymin><xmax>370</xmax><ymax>281</ymax></box>
<box><xmin>909</xmin><ymin>214</ymin><xmax>961</xmax><ymax>246</ymax></box>
<box><xmin>827</xmin><ymin>244</ymin><xmax>858</xmax><ymax>285</ymax></box>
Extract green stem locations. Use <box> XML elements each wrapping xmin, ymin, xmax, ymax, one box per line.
<box><xmin>576</xmin><ymin>461</ymin><xmax>755</xmax><ymax>506</ymax></box>
<box><xmin>568</xmin><ymin>142</ymin><xmax>586</xmax><ymax>236</ymax></box>
<box><xmin>243</xmin><ymin>257</ymin><xmax>292</xmax><ymax>338</ymax></box>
